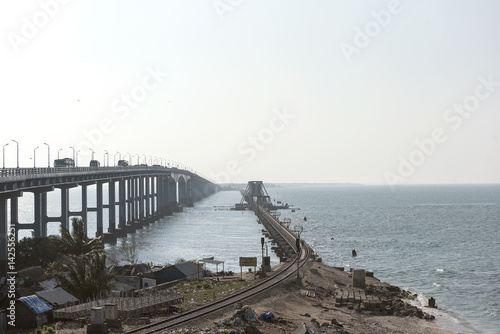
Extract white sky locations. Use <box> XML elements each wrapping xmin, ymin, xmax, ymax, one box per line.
<box><xmin>1</xmin><ymin>0</ymin><xmax>499</xmax><ymax>185</ymax></box>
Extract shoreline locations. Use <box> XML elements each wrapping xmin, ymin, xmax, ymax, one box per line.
<box><xmin>169</xmin><ymin>261</ymin><xmax>459</xmax><ymax>334</ymax></box>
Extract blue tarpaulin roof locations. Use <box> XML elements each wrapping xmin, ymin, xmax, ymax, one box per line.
<box><xmin>20</xmin><ymin>295</ymin><xmax>53</xmax><ymax>314</ymax></box>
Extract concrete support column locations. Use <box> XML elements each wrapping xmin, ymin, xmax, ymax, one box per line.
<box><xmin>139</xmin><ymin>177</ymin><xmax>144</xmax><ymax>219</ymax></box>
<box><xmin>145</xmin><ymin>176</ymin><xmax>150</xmax><ymax>218</ymax></box>
<box><xmin>41</xmin><ymin>192</ymin><xmax>48</xmax><ymax>237</ymax></box>
<box><xmin>10</xmin><ymin>197</ymin><xmax>18</xmax><ymax>241</ymax></box>
<box><xmin>33</xmin><ymin>191</ymin><xmax>43</xmax><ymax>238</ymax></box>
<box><xmin>96</xmin><ymin>181</ymin><xmax>104</xmax><ymax>237</ymax></box>
<box><xmin>118</xmin><ymin>179</ymin><xmax>126</xmax><ymax>228</ymax></box>
<box><xmin>153</xmin><ymin>176</ymin><xmax>158</xmax><ymax>214</ymax></box>
<box><xmin>108</xmin><ymin>180</ymin><xmax>116</xmax><ymax>233</ymax></box>
<box><xmin>61</xmin><ymin>187</ymin><xmax>70</xmax><ymax>230</ymax></box>
<box><xmin>81</xmin><ymin>185</ymin><xmax>88</xmax><ymax>235</ymax></box>
<box><xmin>127</xmin><ymin>179</ymin><xmax>132</xmax><ymax>224</ymax></box>
<box><xmin>178</xmin><ymin>182</ymin><xmax>186</xmax><ymax>203</ymax></box>
<box><xmin>0</xmin><ymin>197</ymin><xmax>8</xmax><ymax>275</ymax></box>
<box><xmin>168</xmin><ymin>180</ymin><xmax>177</xmax><ymax>204</ymax></box>
<box><xmin>163</xmin><ymin>177</ymin><xmax>169</xmax><ymax>210</ymax></box>
<box><xmin>156</xmin><ymin>176</ymin><xmax>163</xmax><ymax>214</ymax></box>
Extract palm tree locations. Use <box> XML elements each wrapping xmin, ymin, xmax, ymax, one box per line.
<box><xmin>47</xmin><ymin>218</ymin><xmax>112</xmax><ymax>300</ymax></box>
<box><xmin>51</xmin><ymin>217</ymin><xmax>102</xmax><ymax>255</ymax></box>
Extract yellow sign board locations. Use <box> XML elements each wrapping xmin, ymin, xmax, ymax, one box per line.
<box><xmin>239</xmin><ymin>257</ymin><xmax>257</xmax><ymax>267</ymax></box>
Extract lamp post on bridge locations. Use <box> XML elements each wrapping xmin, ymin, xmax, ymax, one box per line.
<box><xmin>135</xmin><ymin>153</ymin><xmax>140</xmax><ymax>166</ymax></box>
<box><xmin>115</xmin><ymin>152</ymin><xmax>121</xmax><ymax>166</ymax></box>
<box><xmin>104</xmin><ymin>150</ymin><xmax>108</xmax><ymax>167</ymax></box>
<box><xmin>89</xmin><ymin>148</ymin><xmax>95</xmax><ymax>161</ymax></box>
<box><xmin>11</xmin><ymin>139</ymin><xmax>19</xmax><ymax>168</ymax></box>
<box><xmin>33</xmin><ymin>146</ymin><xmax>39</xmax><ymax>168</ymax></box>
<box><xmin>3</xmin><ymin>143</ymin><xmax>9</xmax><ymax>169</ymax></box>
<box><xmin>57</xmin><ymin>148</ymin><xmax>62</xmax><ymax>159</ymax></box>
<box><xmin>43</xmin><ymin>142</ymin><xmax>50</xmax><ymax>168</ymax></box>
<box><xmin>69</xmin><ymin>146</ymin><xmax>75</xmax><ymax>163</ymax></box>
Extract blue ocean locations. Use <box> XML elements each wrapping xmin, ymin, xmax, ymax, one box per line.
<box><xmin>15</xmin><ymin>184</ymin><xmax>500</xmax><ymax>333</ymax></box>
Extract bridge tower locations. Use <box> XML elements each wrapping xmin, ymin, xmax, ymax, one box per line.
<box><xmin>240</xmin><ymin>181</ymin><xmax>272</xmax><ymax>209</ymax></box>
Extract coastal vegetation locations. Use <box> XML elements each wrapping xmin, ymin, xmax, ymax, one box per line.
<box><xmin>44</xmin><ymin>218</ymin><xmax>113</xmax><ymax>300</ymax></box>
<box><xmin>171</xmin><ymin>278</ymin><xmax>255</xmax><ymax>311</ymax></box>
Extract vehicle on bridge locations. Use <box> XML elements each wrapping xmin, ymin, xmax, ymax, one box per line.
<box><xmin>90</xmin><ymin>160</ymin><xmax>101</xmax><ymax>167</ymax></box>
<box><xmin>117</xmin><ymin>160</ymin><xmax>129</xmax><ymax>167</ymax></box>
<box><xmin>54</xmin><ymin>158</ymin><xmax>75</xmax><ymax>167</ymax></box>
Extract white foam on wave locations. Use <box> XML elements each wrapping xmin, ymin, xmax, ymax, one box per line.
<box><xmin>409</xmin><ymin>293</ymin><xmax>479</xmax><ymax>333</ymax></box>
<box><xmin>436</xmin><ymin>268</ymin><xmax>445</xmax><ymax>272</ymax></box>
<box><xmin>432</xmin><ymin>282</ymin><xmax>441</xmax><ymax>287</ymax></box>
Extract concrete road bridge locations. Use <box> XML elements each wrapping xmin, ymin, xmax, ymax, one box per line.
<box><xmin>0</xmin><ymin>166</ymin><xmax>218</xmax><ymax>274</ymax></box>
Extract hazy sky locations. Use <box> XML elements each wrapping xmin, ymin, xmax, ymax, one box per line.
<box><xmin>1</xmin><ymin>0</ymin><xmax>499</xmax><ymax>185</ymax></box>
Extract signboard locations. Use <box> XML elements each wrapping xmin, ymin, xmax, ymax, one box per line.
<box><xmin>239</xmin><ymin>257</ymin><xmax>257</xmax><ymax>267</ymax></box>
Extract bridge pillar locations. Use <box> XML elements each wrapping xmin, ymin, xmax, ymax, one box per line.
<box><xmin>10</xmin><ymin>197</ymin><xmax>19</xmax><ymax>241</ymax></box>
<box><xmin>81</xmin><ymin>185</ymin><xmax>88</xmax><ymax>236</ymax></box>
<box><xmin>33</xmin><ymin>191</ymin><xmax>43</xmax><ymax>237</ymax></box>
<box><xmin>58</xmin><ymin>185</ymin><xmax>76</xmax><ymax>231</ymax></box>
<box><xmin>151</xmin><ymin>176</ymin><xmax>157</xmax><ymax>216</ymax></box>
<box><xmin>168</xmin><ymin>179</ymin><xmax>177</xmax><ymax>205</ymax></box>
<box><xmin>41</xmin><ymin>192</ymin><xmax>48</xmax><ymax>237</ymax></box>
<box><xmin>126</xmin><ymin>179</ymin><xmax>132</xmax><ymax>226</ymax></box>
<box><xmin>117</xmin><ymin>179</ymin><xmax>127</xmax><ymax>237</ymax></box>
<box><xmin>178</xmin><ymin>181</ymin><xmax>186</xmax><ymax>203</ymax></box>
<box><xmin>125</xmin><ymin>179</ymin><xmax>135</xmax><ymax>232</ymax></box>
<box><xmin>165</xmin><ymin>177</ymin><xmax>172</xmax><ymax>216</ymax></box>
<box><xmin>96</xmin><ymin>181</ymin><xmax>105</xmax><ymax>237</ymax></box>
<box><xmin>145</xmin><ymin>176</ymin><xmax>150</xmax><ymax>218</ymax></box>
<box><xmin>0</xmin><ymin>196</ymin><xmax>8</xmax><ymax>276</ymax></box>
<box><xmin>139</xmin><ymin>176</ymin><xmax>145</xmax><ymax>221</ymax></box>
<box><xmin>108</xmin><ymin>180</ymin><xmax>116</xmax><ymax>233</ymax></box>
<box><xmin>0</xmin><ymin>192</ymin><xmax>22</xmax><ymax>276</ymax></box>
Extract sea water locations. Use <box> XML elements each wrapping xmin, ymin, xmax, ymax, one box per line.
<box><xmin>268</xmin><ymin>184</ymin><xmax>500</xmax><ymax>334</ymax></box>
<box><xmin>14</xmin><ymin>184</ymin><xmax>499</xmax><ymax>333</ymax></box>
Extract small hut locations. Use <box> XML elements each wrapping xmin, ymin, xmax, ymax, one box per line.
<box><xmin>16</xmin><ymin>295</ymin><xmax>53</xmax><ymax>328</ymax></box>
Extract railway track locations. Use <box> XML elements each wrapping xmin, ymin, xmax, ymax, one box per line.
<box><xmin>126</xmin><ymin>205</ymin><xmax>312</xmax><ymax>334</ymax></box>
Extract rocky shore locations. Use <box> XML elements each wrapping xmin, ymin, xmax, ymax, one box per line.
<box><xmin>165</xmin><ymin>261</ymin><xmax>452</xmax><ymax>334</ymax></box>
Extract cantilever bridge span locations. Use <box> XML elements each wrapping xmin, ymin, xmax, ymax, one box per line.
<box><xmin>0</xmin><ymin>166</ymin><xmax>218</xmax><ymax>274</ymax></box>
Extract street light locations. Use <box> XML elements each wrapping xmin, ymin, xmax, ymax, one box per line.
<box><xmin>2</xmin><ymin>143</ymin><xmax>9</xmax><ymax>169</ymax></box>
<box><xmin>135</xmin><ymin>153</ymin><xmax>140</xmax><ymax>165</ymax></box>
<box><xmin>57</xmin><ymin>148</ymin><xmax>62</xmax><ymax>159</ymax></box>
<box><xmin>43</xmin><ymin>142</ymin><xmax>50</xmax><ymax>168</ymax></box>
<box><xmin>11</xmin><ymin>139</ymin><xmax>19</xmax><ymax>168</ymax></box>
<box><xmin>89</xmin><ymin>148</ymin><xmax>95</xmax><ymax>161</ymax></box>
<box><xmin>69</xmin><ymin>146</ymin><xmax>75</xmax><ymax>162</ymax></box>
<box><xmin>104</xmin><ymin>150</ymin><xmax>108</xmax><ymax>167</ymax></box>
<box><xmin>33</xmin><ymin>146</ymin><xmax>39</xmax><ymax>168</ymax></box>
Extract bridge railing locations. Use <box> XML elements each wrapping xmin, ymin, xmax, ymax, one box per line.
<box><xmin>0</xmin><ymin>166</ymin><xmax>179</xmax><ymax>178</ymax></box>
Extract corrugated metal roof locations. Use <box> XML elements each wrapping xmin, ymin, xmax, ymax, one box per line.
<box><xmin>20</xmin><ymin>295</ymin><xmax>53</xmax><ymax>314</ymax></box>
<box><xmin>175</xmin><ymin>262</ymin><xmax>201</xmax><ymax>277</ymax></box>
<box><xmin>36</xmin><ymin>287</ymin><xmax>79</xmax><ymax>306</ymax></box>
